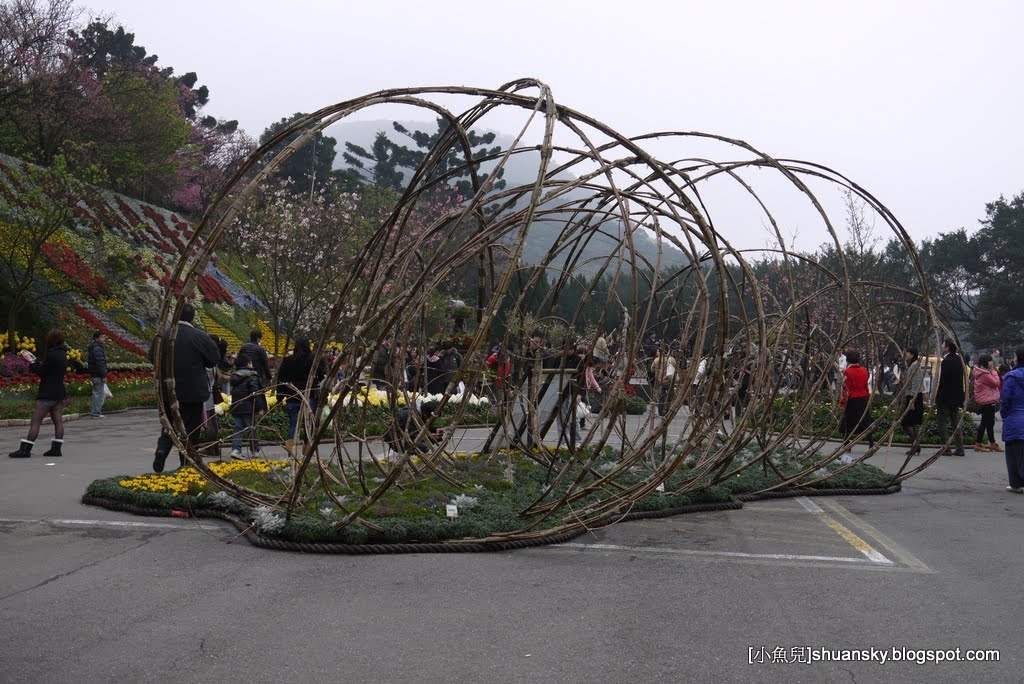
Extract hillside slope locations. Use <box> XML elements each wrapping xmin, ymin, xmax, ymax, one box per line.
<box><xmin>0</xmin><ymin>153</ymin><xmax>268</xmax><ymax>360</ymax></box>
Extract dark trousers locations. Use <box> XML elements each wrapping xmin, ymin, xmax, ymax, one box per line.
<box><xmin>936</xmin><ymin>402</ymin><xmax>964</xmax><ymax>453</ymax></box>
<box><xmin>155</xmin><ymin>402</ymin><xmax>204</xmax><ymax>456</ymax></box>
<box><xmin>1006</xmin><ymin>441</ymin><xmax>1024</xmax><ymax>488</ymax></box>
<box><xmin>285</xmin><ymin>398</ymin><xmax>318</xmax><ymax>440</ymax></box>
<box><xmin>975</xmin><ymin>404</ymin><xmax>996</xmax><ymax>443</ymax></box>
<box><xmin>656</xmin><ymin>383</ymin><xmax>671</xmax><ymax>417</ymax></box>
<box><xmin>843</xmin><ymin>396</ymin><xmax>870</xmax><ymax>441</ymax></box>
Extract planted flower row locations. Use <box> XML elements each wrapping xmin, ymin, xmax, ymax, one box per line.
<box><xmin>41</xmin><ymin>241</ymin><xmax>110</xmax><ymax>297</ymax></box>
<box><xmin>0</xmin><ymin>369</ymin><xmax>153</xmax><ymax>396</ymax></box>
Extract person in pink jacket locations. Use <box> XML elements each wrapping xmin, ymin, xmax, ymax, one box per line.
<box><xmin>971</xmin><ymin>353</ymin><xmax>1003</xmax><ymax>451</ymax></box>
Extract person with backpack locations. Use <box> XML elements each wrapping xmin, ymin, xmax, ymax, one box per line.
<box><xmin>239</xmin><ymin>329</ymin><xmax>271</xmax><ymax>386</ymax></box>
<box><xmin>229</xmin><ymin>354</ymin><xmax>264</xmax><ymax>459</ymax></box>
<box><xmin>970</xmin><ymin>353</ymin><xmax>1002</xmax><ymax>452</ymax></box>
<box><xmin>87</xmin><ymin>331</ymin><xmax>108</xmax><ymax>418</ymax></box>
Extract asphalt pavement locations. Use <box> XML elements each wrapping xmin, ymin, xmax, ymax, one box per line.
<box><xmin>0</xmin><ymin>410</ymin><xmax>1021</xmax><ymax>683</ymax></box>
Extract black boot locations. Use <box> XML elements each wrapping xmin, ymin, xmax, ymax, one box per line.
<box><xmin>8</xmin><ymin>440</ymin><xmax>33</xmax><ymax>458</ymax></box>
<box><xmin>42</xmin><ymin>439</ymin><xmax>63</xmax><ymax>457</ymax></box>
<box><xmin>153</xmin><ymin>450</ymin><xmax>168</xmax><ymax>473</ymax></box>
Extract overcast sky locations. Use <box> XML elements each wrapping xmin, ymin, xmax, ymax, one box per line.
<box><xmin>85</xmin><ymin>0</ymin><xmax>1022</xmax><ymax>251</ymax></box>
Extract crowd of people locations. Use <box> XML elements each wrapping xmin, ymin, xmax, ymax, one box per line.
<box><xmin>837</xmin><ymin>339</ymin><xmax>1024</xmax><ymax>492</ymax></box>
<box><xmin>6</xmin><ymin>315</ymin><xmax>1024</xmax><ymax>495</ymax></box>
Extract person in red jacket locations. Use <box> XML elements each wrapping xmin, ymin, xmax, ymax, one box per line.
<box><xmin>840</xmin><ymin>350</ymin><xmax>873</xmax><ymax>452</ymax></box>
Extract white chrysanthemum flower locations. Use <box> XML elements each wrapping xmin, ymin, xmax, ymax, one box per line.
<box><xmin>210</xmin><ymin>491</ymin><xmax>233</xmax><ymax>505</ymax></box>
<box><xmin>451</xmin><ymin>494</ymin><xmax>478</xmax><ymax>509</ymax></box>
<box><xmin>251</xmin><ymin>506</ymin><xmax>285</xmax><ymax>533</ymax></box>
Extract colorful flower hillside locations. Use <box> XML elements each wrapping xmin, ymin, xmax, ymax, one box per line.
<box><xmin>0</xmin><ymin>152</ymin><xmax>272</xmax><ymax>361</ymax></box>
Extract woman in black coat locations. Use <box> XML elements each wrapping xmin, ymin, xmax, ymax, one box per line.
<box><xmin>277</xmin><ymin>337</ymin><xmax>326</xmax><ymax>443</ymax></box>
<box><xmin>9</xmin><ymin>329</ymin><xmax>69</xmax><ymax>458</ymax></box>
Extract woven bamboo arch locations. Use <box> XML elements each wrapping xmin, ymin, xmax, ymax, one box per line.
<box><xmin>152</xmin><ymin>80</ymin><xmax>952</xmax><ymax>542</ymax></box>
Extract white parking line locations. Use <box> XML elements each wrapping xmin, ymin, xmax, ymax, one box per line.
<box><xmin>795</xmin><ymin>496</ymin><xmax>824</xmax><ymax>513</ymax></box>
<box><xmin>557</xmin><ymin>542</ymin><xmax>876</xmax><ymax>564</ymax></box>
<box><xmin>0</xmin><ymin>517</ymin><xmax>226</xmax><ymax>530</ymax></box>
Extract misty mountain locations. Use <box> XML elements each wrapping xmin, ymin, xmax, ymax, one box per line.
<box><xmin>327</xmin><ymin>120</ymin><xmax>689</xmax><ymax>275</ymax></box>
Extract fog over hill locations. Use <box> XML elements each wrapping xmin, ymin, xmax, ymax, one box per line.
<box><xmin>328</xmin><ymin>120</ymin><xmax>690</xmax><ymax>276</ymax></box>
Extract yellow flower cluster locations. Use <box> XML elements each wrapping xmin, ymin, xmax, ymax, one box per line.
<box><xmin>0</xmin><ymin>331</ymin><xmax>35</xmax><ymax>353</ymax></box>
<box><xmin>118</xmin><ymin>468</ymin><xmax>205</xmax><ymax>496</ymax></box>
<box><xmin>256</xmin><ymin>320</ymin><xmax>284</xmax><ymax>356</ymax></box>
<box><xmin>118</xmin><ymin>459</ymin><xmax>288</xmax><ymax>496</ymax></box>
<box><xmin>214</xmin><ymin>390</ymin><xmax>278</xmax><ymax>416</ymax></box>
<box><xmin>208</xmin><ymin>459</ymin><xmax>286</xmax><ymax>476</ymax></box>
<box><xmin>96</xmin><ymin>297</ymin><xmax>120</xmax><ymax>313</ymax></box>
<box><xmin>197</xmin><ymin>313</ymin><xmax>243</xmax><ymax>350</ymax></box>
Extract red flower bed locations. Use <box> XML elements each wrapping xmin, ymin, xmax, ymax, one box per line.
<box><xmin>197</xmin><ymin>274</ymin><xmax>234</xmax><ymax>304</ymax></box>
<box><xmin>115</xmin><ymin>197</ymin><xmax>145</xmax><ymax>229</ymax></box>
<box><xmin>41</xmin><ymin>242</ymin><xmax>110</xmax><ymax>296</ymax></box>
<box><xmin>74</xmin><ymin>305</ymin><xmax>148</xmax><ymax>357</ymax></box>
<box><xmin>0</xmin><ymin>369</ymin><xmax>151</xmax><ymax>390</ymax></box>
<box><xmin>0</xmin><ymin>374</ymin><xmax>36</xmax><ymax>389</ymax></box>
<box><xmin>143</xmin><ymin>205</ymin><xmax>173</xmax><ymax>234</ymax></box>
<box><xmin>0</xmin><ymin>180</ymin><xmax>20</xmax><ymax>207</ymax></box>
<box><xmin>82</xmin><ymin>193</ymin><xmax>127</xmax><ymax>230</ymax></box>
<box><xmin>171</xmin><ymin>215</ymin><xmax>193</xmax><ymax>240</ymax></box>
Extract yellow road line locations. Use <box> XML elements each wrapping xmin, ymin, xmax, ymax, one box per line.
<box><xmin>795</xmin><ymin>497</ymin><xmax>892</xmax><ymax>565</ymax></box>
<box><xmin>819</xmin><ymin>498</ymin><xmax>933</xmax><ymax>572</ymax></box>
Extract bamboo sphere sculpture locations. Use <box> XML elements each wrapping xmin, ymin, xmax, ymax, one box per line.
<box><xmin>154</xmin><ymin>80</ymin><xmax>949</xmax><ymax>545</ymax></box>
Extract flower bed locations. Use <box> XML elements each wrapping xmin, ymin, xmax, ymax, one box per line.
<box><xmin>214</xmin><ymin>388</ymin><xmax>499</xmax><ymax>438</ymax></box>
<box><xmin>197</xmin><ymin>274</ymin><xmax>234</xmax><ymax>304</ymax></box>
<box><xmin>83</xmin><ymin>452</ymin><xmax>896</xmax><ymax>547</ymax></box>
<box><xmin>0</xmin><ymin>369</ymin><xmax>156</xmax><ymax>419</ymax></box>
<box><xmin>40</xmin><ymin>241</ymin><xmax>110</xmax><ymax>296</ymax></box>
<box><xmin>74</xmin><ymin>305</ymin><xmax>148</xmax><ymax>358</ymax></box>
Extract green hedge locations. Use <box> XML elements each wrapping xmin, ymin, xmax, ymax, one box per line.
<box><xmin>762</xmin><ymin>393</ymin><xmax>979</xmax><ymax>444</ymax></box>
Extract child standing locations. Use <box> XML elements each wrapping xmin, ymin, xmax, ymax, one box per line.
<box><xmin>230</xmin><ymin>355</ymin><xmax>263</xmax><ymax>459</ymax></box>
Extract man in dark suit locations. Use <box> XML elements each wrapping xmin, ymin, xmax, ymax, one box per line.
<box><xmin>935</xmin><ymin>338</ymin><xmax>966</xmax><ymax>456</ymax></box>
<box><xmin>150</xmin><ymin>302</ymin><xmax>220</xmax><ymax>472</ymax></box>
